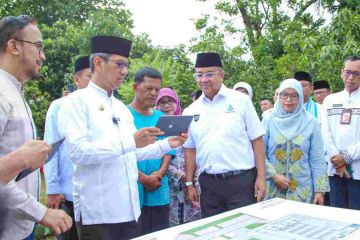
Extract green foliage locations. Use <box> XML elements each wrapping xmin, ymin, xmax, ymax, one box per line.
<box><xmin>2</xmin><ymin>0</ymin><xmax>360</xmax><ymax>137</ymax></box>
<box><xmin>191</xmin><ymin>0</ymin><xmax>360</xmax><ymax>113</ymax></box>
<box><xmin>1</xmin><ymin>1</ymin><xmax>136</xmax><ymax>138</ymax></box>
<box><xmin>0</xmin><ymin>0</ymin><xmax>126</xmax><ymax>25</ymax></box>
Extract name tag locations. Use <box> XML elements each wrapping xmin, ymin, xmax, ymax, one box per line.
<box><xmin>333</xmin><ymin>104</ymin><xmax>343</xmax><ymax>107</ymax></box>
<box><xmin>340</xmin><ymin>109</ymin><xmax>352</xmax><ymax>125</ymax></box>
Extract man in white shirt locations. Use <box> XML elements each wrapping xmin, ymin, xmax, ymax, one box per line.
<box><xmin>59</xmin><ymin>36</ymin><xmax>187</xmax><ymax>240</ymax></box>
<box><xmin>321</xmin><ymin>55</ymin><xmax>360</xmax><ymax>210</ymax></box>
<box><xmin>44</xmin><ymin>56</ymin><xmax>91</xmax><ymax>240</ymax></box>
<box><xmin>184</xmin><ymin>52</ymin><xmax>266</xmax><ymax>218</ymax></box>
<box><xmin>0</xmin><ymin>15</ymin><xmax>72</xmax><ymax>240</ymax></box>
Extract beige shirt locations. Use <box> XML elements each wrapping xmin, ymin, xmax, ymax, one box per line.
<box><xmin>0</xmin><ymin>68</ymin><xmax>46</xmax><ymax>239</ymax></box>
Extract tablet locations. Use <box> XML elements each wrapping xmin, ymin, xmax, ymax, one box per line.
<box><xmin>15</xmin><ymin>138</ymin><xmax>65</xmax><ymax>182</ymax></box>
<box><xmin>156</xmin><ymin>115</ymin><xmax>193</xmax><ymax>136</ymax></box>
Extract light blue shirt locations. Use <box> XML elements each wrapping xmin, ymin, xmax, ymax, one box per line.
<box><xmin>44</xmin><ymin>97</ymin><xmax>74</xmax><ymax>201</ymax></box>
<box><xmin>304</xmin><ymin>98</ymin><xmax>320</xmax><ymax>119</ymax></box>
<box><xmin>128</xmin><ymin>107</ymin><xmax>174</xmax><ymax>207</ymax></box>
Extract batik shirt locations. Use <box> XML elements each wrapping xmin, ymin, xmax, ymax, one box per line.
<box><xmin>263</xmin><ymin>117</ymin><xmax>329</xmax><ymax>203</ymax></box>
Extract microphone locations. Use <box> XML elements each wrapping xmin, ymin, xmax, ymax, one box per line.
<box><xmin>112</xmin><ymin>116</ymin><xmax>120</xmax><ymax>125</ymax></box>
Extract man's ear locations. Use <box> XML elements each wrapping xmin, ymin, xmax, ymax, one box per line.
<box><xmin>73</xmin><ymin>75</ymin><xmax>80</xmax><ymax>87</ymax></box>
<box><xmin>93</xmin><ymin>56</ymin><xmax>103</xmax><ymax>71</ymax></box>
<box><xmin>219</xmin><ymin>69</ymin><xmax>225</xmax><ymax>79</ymax></box>
<box><xmin>133</xmin><ymin>83</ymin><xmax>137</xmax><ymax>91</ymax></box>
<box><xmin>7</xmin><ymin>39</ymin><xmax>20</xmax><ymax>56</ymax></box>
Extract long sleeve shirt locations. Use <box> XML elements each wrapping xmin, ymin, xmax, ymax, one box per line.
<box><xmin>321</xmin><ymin>88</ymin><xmax>360</xmax><ymax>179</ymax></box>
<box><xmin>44</xmin><ymin>97</ymin><xmax>74</xmax><ymax>201</ymax></box>
<box><xmin>0</xmin><ymin>68</ymin><xmax>46</xmax><ymax>240</ymax></box>
<box><xmin>263</xmin><ymin>116</ymin><xmax>329</xmax><ymax>203</ymax></box>
<box><xmin>58</xmin><ymin>82</ymin><xmax>173</xmax><ymax>225</ymax></box>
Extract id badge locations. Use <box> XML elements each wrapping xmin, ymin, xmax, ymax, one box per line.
<box><xmin>340</xmin><ymin>109</ymin><xmax>352</xmax><ymax>125</ymax></box>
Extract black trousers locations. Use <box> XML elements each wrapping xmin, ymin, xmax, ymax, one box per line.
<box><xmin>57</xmin><ymin>200</ymin><xmax>79</xmax><ymax>240</ymax></box>
<box><xmin>76</xmin><ymin>219</ymin><xmax>141</xmax><ymax>240</ymax></box>
<box><xmin>199</xmin><ymin>168</ymin><xmax>257</xmax><ymax>218</ymax></box>
<box><xmin>139</xmin><ymin>205</ymin><xmax>169</xmax><ymax>235</ymax></box>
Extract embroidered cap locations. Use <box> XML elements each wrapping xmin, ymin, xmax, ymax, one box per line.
<box><xmin>74</xmin><ymin>56</ymin><xmax>90</xmax><ymax>74</ymax></box>
<box><xmin>313</xmin><ymin>80</ymin><xmax>330</xmax><ymax>90</ymax></box>
<box><xmin>294</xmin><ymin>71</ymin><xmax>312</xmax><ymax>83</ymax></box>
<box><xmin>195</xmin><ymin>52</ymin><xmax>222</xmax><ymax>68</ymax></box>
<box><xmin>91</xmin><ymin>36</ymin><xmax>132</xmax><ymax>58</ymax></box>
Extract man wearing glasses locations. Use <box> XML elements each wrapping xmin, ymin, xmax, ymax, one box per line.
<box><xmin>313</xmin><ymin>80</ymin><xmax>331</xmax><ymax>104</ymax></box>
<box><xmin>321</xmin><ymin>56</ymin><xmax>360</xmax><ymax>210</ymax></box>
<box><xmin>0</xmin><ymin>16</ymin><xmax>72</xmax><ymax>240</ymax></box>
<box><xmin>58</xmin><ymin>36</ymin><xmax>187</xmax><ymax>239</ymax></box>
<box><xmin>184</xmin><ymin>52</ymin><xmax>266</xmax><ymax>218</ymax></box>
<box><xmin>294</xmin><ymin>71</ymin><xmax>322</xmax><ymax>123</ymax></box>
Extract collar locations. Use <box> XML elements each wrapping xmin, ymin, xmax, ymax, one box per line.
<box><xmin>88</xmin><ymin>81</ymin><xmax>113</xmax><ymax>99</ymax></box>
<box><xmin>201</xmin><ymin>84</ymin><xmax>227</xmax><ymax>102</ymax></box>
<box><xmin>344</xmin><ymin>87</ymin><xmax>360</xmax><ymax>98</ymax></box>
<box><xmin>0</xmin><ymin>68</ymin><xmax>23</xmax><ymax>92</ymax></box>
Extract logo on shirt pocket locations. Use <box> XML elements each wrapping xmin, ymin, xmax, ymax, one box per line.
<box><xmin>226</xmin><ymin>104</ymin><xmax>235</xmax><ymax>113</ymax></box>
<box><xmin>194</xmin><ymin>114</ymin><xmax>200</xmax><ymax>122</ymax></box>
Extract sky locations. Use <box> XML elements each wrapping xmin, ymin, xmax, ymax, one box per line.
<box><xmin>122</xmin><ymin>0</ymin><xmax>331</xmax><ymax>50</ymax></box>
<box><xmin>123</xmin><ymin>0</ymin><xmax>218</xmax><ymax>48</ymax></box>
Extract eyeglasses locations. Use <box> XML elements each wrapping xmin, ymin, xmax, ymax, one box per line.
<box><xmin>344</xmin><ymin>70</ymin><xmax>360</xmax><ymax>78</ymax></box>
<box><xmin>279</xmin><ymin>92</ymin><xmax>299</xmax><ymax>100</ymax></box>
<box><xmin>15</xmin><ymin>39</ymin><xmax>44</xmax><ymax>55</ymax></box>
<box><xmin>107</xmin><ymin>59</ymin><xmax>129</xmax><ymax>69</ymax></box>
<box><xmin>314</xmin><ymin>89</ymin><xmax>329</xmax><ymax>96</ymax></box>
<box><xmin>158</xmin><ymin>99</ymin><xmax>176</xmax><ymax>106</ymax></box>
<box><xmin>193</xmin><ymin>71</ymin><xmax>219</xmax><ymax>81</ymax></box>
<box><xmin>300</xmin><ymin>83</ymin><xmax>312</xmax><ymax>88</ymax></box>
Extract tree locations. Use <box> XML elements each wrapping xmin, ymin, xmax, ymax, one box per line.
<box><xmin>0</xmin><ymin>0</ymin><xmax>128</xmax><ymax>26</ymax></box>
<box><xmin>191</xmin><ymin>0</ymin><xmax>360</xmax><ymax>112</ymax></box>
<box><xmin>0</xmin><ymin>1</ymin><xmax>135</xmax><ymax>137</ymax></box>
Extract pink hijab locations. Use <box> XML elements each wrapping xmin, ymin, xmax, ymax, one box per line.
<box><xmin>155</xmin><ymin>88</ymin><xmax>182</xmax><ymax>115</ymax></box>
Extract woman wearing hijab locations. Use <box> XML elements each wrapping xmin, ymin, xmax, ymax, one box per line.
<box><xmin>155</xmin><ymin>88</ymin><xmax>201</xmax><ymax>226</ymax></box>
<box><xmin>233</xmin><ymin>82</ymin><xmax>253</xmax><ymax>100</ymax></box>
<box><xmin>262</xmin><ymin>79</ymin><xmax>329</xmax><ymax>204</ymax></box>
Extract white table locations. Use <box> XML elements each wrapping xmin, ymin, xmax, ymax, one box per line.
<box><xmin>133</xmin><ymin>198</ymin><xmax>360</xmax><ymax>240</ymax></box>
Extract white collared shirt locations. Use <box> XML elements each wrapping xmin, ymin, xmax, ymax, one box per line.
<box><xmin>59</xmin><ymin>82</ymin><xmax>172</xmax><ymax>224</ymax></box>
<box><xmin>183</xmin><ymin>85</ymin><xmax>265</xmax><ymax>174</ymax></box>
<box><xmin>321</xmin><ymin>88</ymin><xmax>360</xmax><ymax>179</ymax></box>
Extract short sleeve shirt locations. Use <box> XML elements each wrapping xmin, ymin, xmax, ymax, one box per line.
<box><xmin>183</xmin><ymin>85</ymin><xmax>265</xmax><ymax>174</ymax></box>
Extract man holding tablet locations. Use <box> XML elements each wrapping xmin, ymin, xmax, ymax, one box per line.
<box><xmin>59</xmin><ymin>37</ymin><xmax>187</xmax><ymax>240</ymax></box>
<box><xmin>184</xmin><ymin>52</ymin><xmax>267</xmax><ymax>218</ymax></box>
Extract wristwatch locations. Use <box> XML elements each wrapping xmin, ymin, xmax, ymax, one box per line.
<box><xmin>185</xmin><ymin>181</ymin><xmax>193</xmax><ymax>187</ymax></box>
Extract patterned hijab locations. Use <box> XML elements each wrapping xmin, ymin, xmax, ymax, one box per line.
<box><xmin>270</xmin><ymin>78</ymin><xmax>313</xmax><ymax>140</ymax></box>
<box><xmin>155</xmin><ymin>88</ymin><xmax>182</xmax><ymax>115</ymax></box>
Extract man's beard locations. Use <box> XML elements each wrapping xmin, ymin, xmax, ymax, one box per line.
<box><xmin>29</xmin><ymin>60</ymin><xmax>43</xmax><ymax>80</ymax></box>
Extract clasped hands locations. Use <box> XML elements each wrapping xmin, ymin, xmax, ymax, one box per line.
<box><xmin>330</xmin><ymin>154</ymin><xmax>351</xmax><ymax>179</ymax></box>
